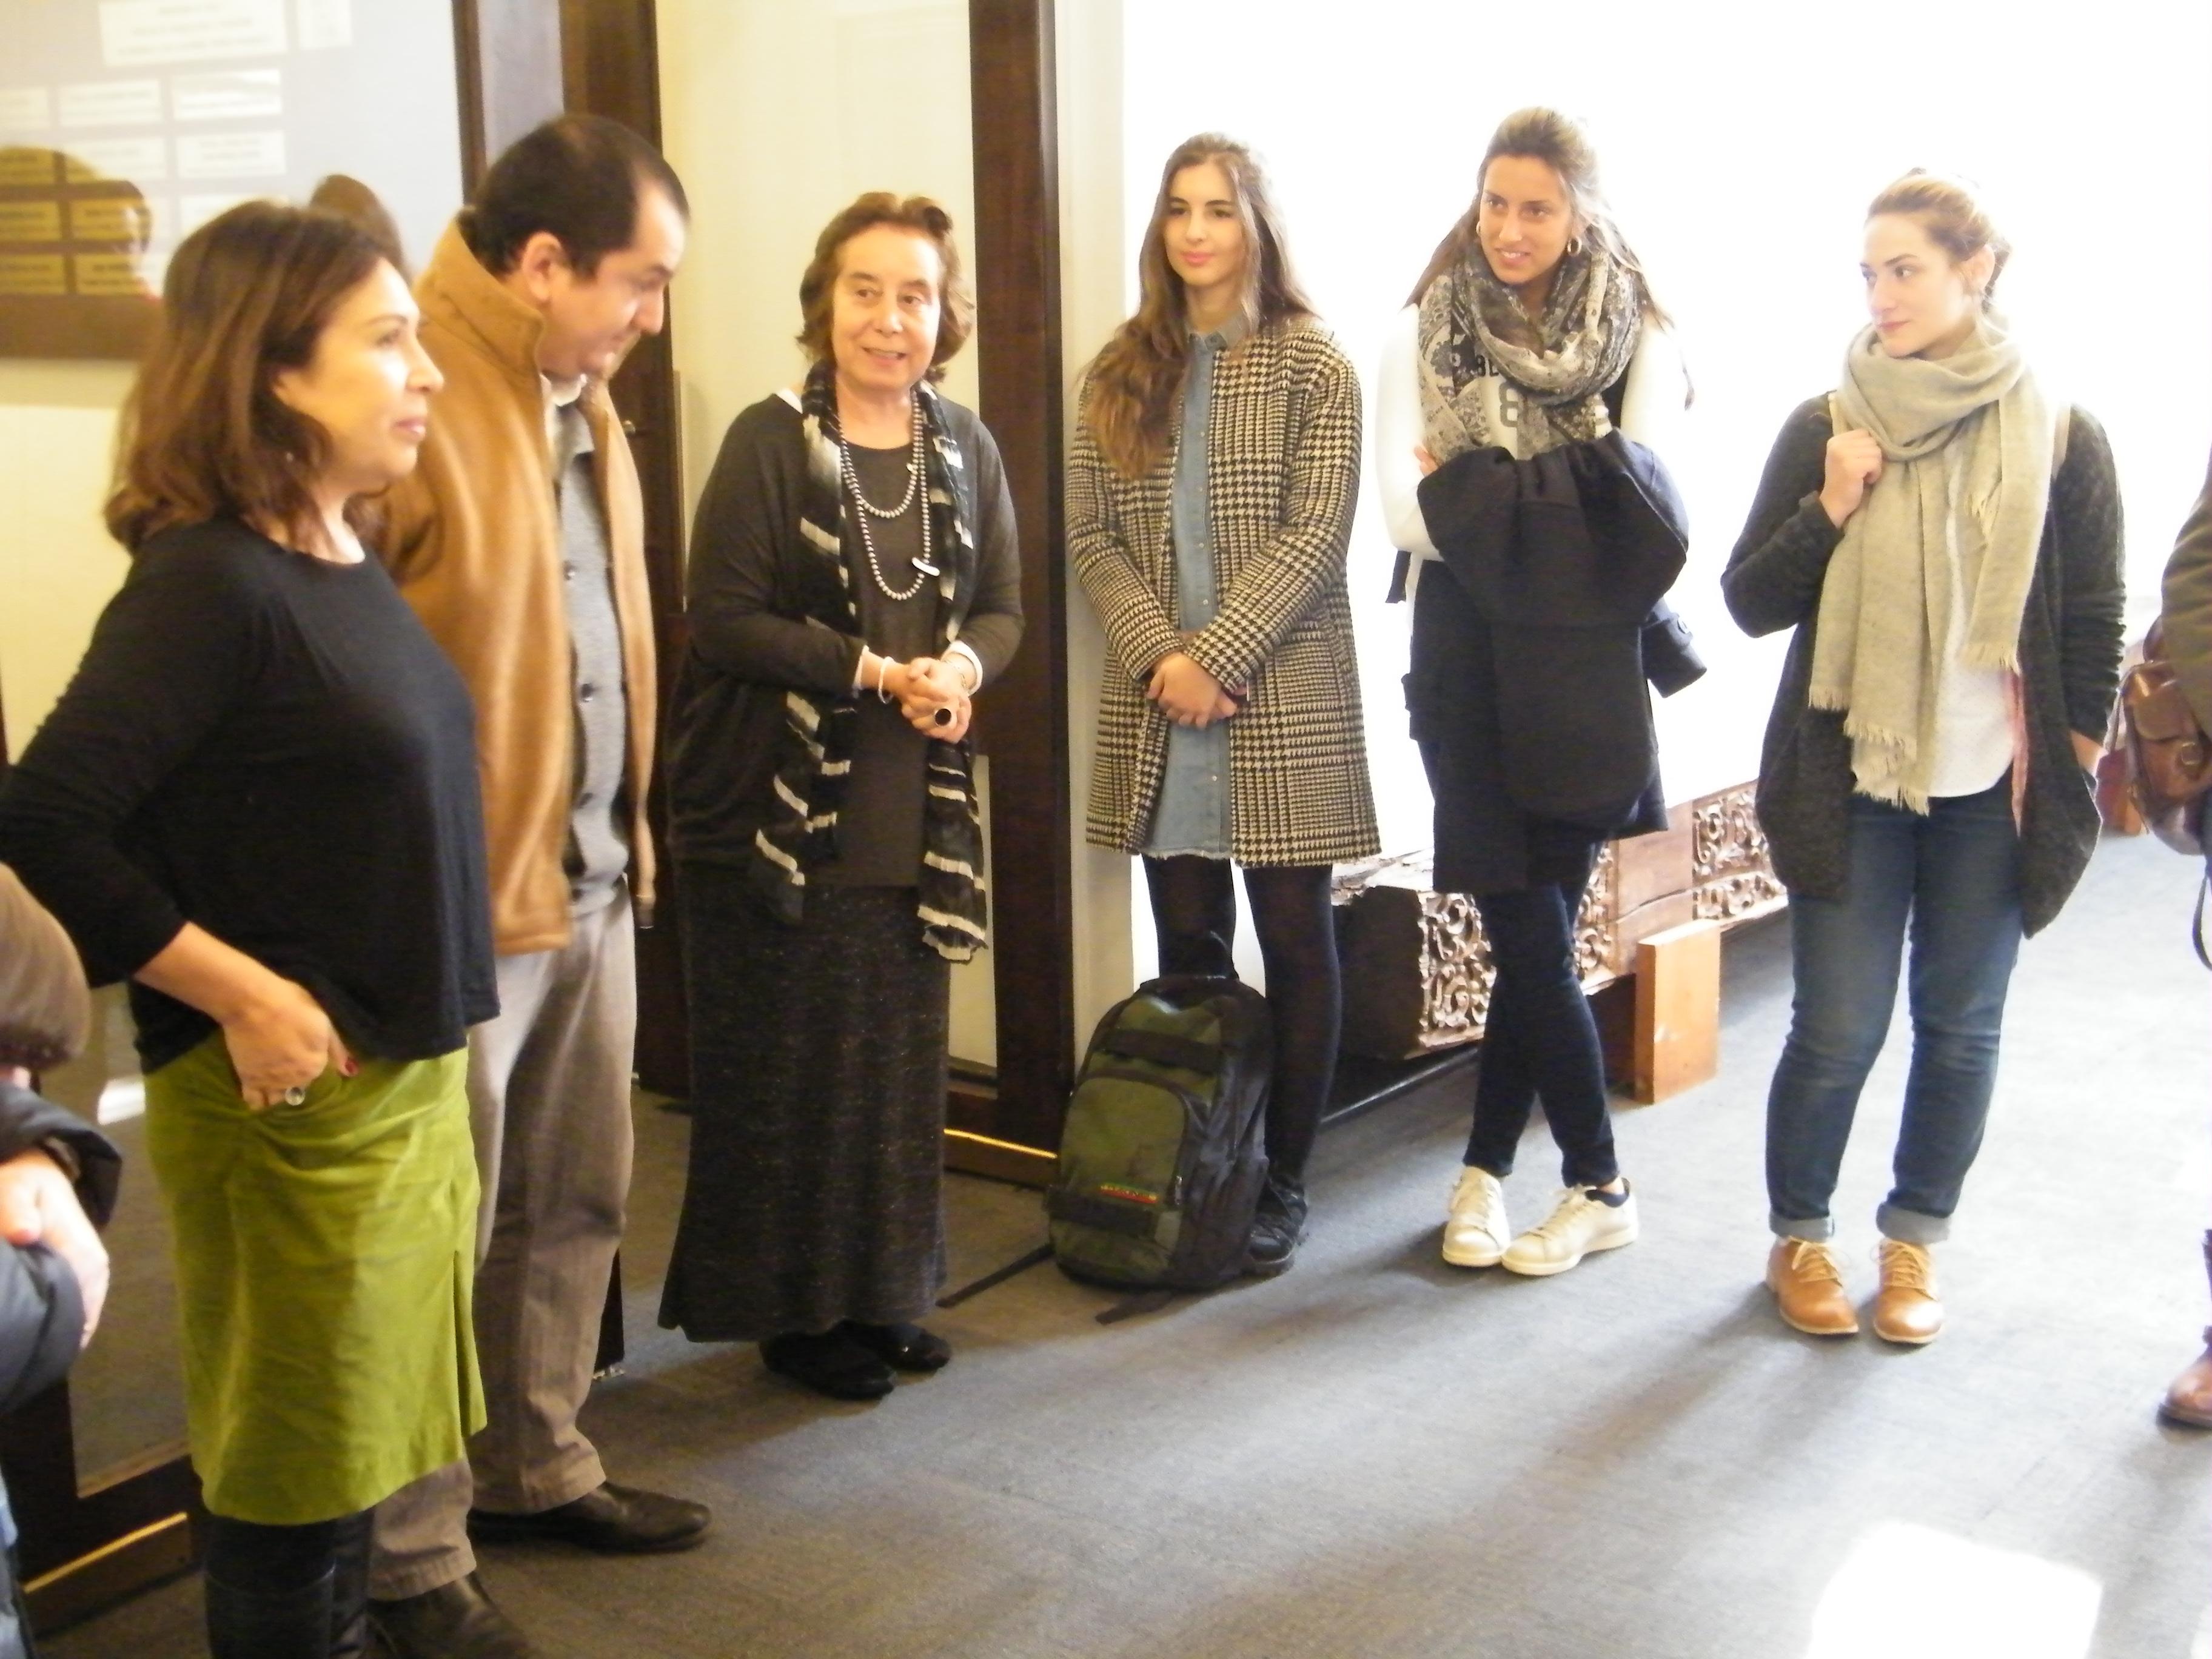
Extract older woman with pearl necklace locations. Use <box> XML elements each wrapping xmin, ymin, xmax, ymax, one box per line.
<box><xmin>658</xmin><ymin>193</ymin><xmax>1023</xmax><ymax>1401</ymax></box>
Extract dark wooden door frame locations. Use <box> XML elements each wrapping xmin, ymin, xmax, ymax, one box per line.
<box><xmin>948</xmin><ymin>0</ymin><xmax>1075</xmax><ymax>1182</ymax></box>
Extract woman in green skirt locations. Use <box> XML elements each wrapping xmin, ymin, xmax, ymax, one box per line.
<box><xmin>0</xmin><ymin>203</ymin><xmax>497</xmax><ymax>1658</ymax></box>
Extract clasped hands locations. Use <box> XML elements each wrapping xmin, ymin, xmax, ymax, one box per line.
<box><xmin>862</xmin><ymin>651</ymin><xmax>974</xmax><ymax>743</ymax></box>
<box><xmin>1148</xmin><ymin>647</ymin><xmax>1239</xmax><ymax>729</ymax></box>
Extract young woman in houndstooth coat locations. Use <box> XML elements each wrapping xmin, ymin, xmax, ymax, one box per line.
<box><xmin>1070</xmin><ymin>133</ymin><xmax>1378</xmax><ymax>1279</ymax></box>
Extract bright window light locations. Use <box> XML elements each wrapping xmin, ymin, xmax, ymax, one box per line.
<box><xmin>1115</xmin><ymin>0</ymin><xmax>2212</xmax><ymax>861</ymax></box>
<box><xmin>1804</xmin><ymin>1520</ymin><xmax>2102</xmax><ymax>1659</ymax></box>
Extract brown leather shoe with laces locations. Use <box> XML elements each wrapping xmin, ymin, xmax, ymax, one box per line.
<box><xmin>1871</xmin><ymin>1239</ymin><xmax>1945</xmax><ymax>1345</ymax></box>
<box><xmin>1766</xmin><ymin>1238</ymin><xmax>1858</xmax><ymax>1336</ymax></box>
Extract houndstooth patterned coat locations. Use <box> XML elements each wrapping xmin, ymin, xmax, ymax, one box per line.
<box><xmin>1070</xmin><ymin>319</ymin><xmax>1380</xmax><ymax>866</ymax></box>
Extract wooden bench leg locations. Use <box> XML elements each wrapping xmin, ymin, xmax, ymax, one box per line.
<box><xmin>1632</xmin><ymin>919</ymin><xmax>1721</xmax><ymax>1104</ymax></box>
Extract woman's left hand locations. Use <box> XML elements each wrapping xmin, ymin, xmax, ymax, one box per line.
<box><xmin>1413</xmin><ymin>444</ymin><xmax>1439</xmax><ymax>478</ymax></box>
<box><xmin>922</xmin><ymin>697</ymin><xmax>972</xmax><ymax>743</ymax></box>
<box><xmin>899</xmin><ymin>655</ymin><xmax>973</xmax><ymax>740</ymax></box>
<box><xmin>2070</xmin><ymin>730</ymin><xmax>2103</xmax><ymax>774</ymax></box>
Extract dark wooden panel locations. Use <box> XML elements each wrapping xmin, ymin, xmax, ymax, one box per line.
<box><xmin>968</xmin><ymin>0</ymin><xmax>1074</xmax><ymax>1153</ymax></box>
<box><xmin>557</xmin><ymin>0</ymin><xmax>692</xmax><ymax>1099</ymax></box>
<box><xmin>453</xmin><ymin>0</ymin><xmax>566</xmax><ymax>191</ymax></box>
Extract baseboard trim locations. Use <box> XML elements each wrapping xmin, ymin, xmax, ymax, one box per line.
<box><xmin>943</xmin><ymin>1127</ymin><xmax>1055</xmax><ymax>1187</ymax></box>
<box><xmin>25</xmin><ymin>1511</ymin><xmax>196</xmax><ymax>1635</ymax></box>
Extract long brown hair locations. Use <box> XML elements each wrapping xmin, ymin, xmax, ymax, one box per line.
<box><xmin>1407</xmin><ymin>107</ymin><xmax>1669</xmax><ymax>328</ymax></box>
<box><xmin>1083</xmin><ymin>135</ymin><xmax>1315</xmax><ymax>479</ymax></box>
<box><xmin>107</xmin><ymin>201</ymin><xmax>386</xmax><ymax>554</ymax></box>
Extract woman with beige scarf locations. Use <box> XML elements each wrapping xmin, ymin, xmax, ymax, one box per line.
<box><xmin>1724</xmin><ymin>173</ymin><xmax>2123</xmax><ymax>1345</ymax></box>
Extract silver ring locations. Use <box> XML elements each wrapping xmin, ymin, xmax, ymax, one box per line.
<box><xmin>280</xmin><ymin>1086</ymin><xmax>307</xmax><ymax>1107</ymax></box>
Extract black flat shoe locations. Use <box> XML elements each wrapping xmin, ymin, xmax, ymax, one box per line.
<box><xmin>468</xmin><ymin>1482</ymin><xmax>711</xmax><ymax>1554</ymax></box>
<box><xmin>761</xmin><ymin>1330</ymin><xmax>897</xmax><ymax>1400</ymax></box>
<box><xmin>838</xmin><ymin>1319</ymin><xmax>952</xmax><ymax>1372</ymax></box>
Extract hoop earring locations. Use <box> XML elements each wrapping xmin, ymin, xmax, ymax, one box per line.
<box><xmin>1566</xmin><ymin>236</ymin><xmax>1583</xmax><ymax>257</ymax></box>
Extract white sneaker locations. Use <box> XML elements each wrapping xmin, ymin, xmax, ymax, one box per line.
<box><xmin>1501</xmin><ymin>1183</ymin><xmax>1639</xmax><ymax>1277</ymax></box>
<box><xmin>1441</xmin><ymin>1166</ymin><xmax>1510</xmax><ymax>1268</ymax></box>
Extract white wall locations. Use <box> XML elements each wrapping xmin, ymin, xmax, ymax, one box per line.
<box><xmin>0</xmin><ymin>362</ymin><xmax>133</xmax><ymax>748</ymax></box>
<box><xmin>656</xmin><ymin>0</ymin><xmax>1005</xmax><ymax>1061</ymax></box>
<box><xmin>1056</xmin><ymin>0</ymin><xmax>1141</xmax><ymax>1042</ymax></box>
<box><xmin>1109</xmin><ymin>0</ymin><xmax>2212</xmax><ymax>869</ymax></box>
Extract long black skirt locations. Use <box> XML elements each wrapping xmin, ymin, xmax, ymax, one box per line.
<box><xmin>659</xmin><ymin>865</ymin><xmax>950</xmax><ymax>1342</ymax></box>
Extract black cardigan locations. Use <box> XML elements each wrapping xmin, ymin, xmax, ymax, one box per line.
<box><xmin>1722</xmin><ymin>397</ymin><xmax>2125</xmax><ymax>936</ymax></box>
<box><xmin>666</xmin><ymin>393</ymin><xmax>1024</xmax><ymax>872</ymax></box>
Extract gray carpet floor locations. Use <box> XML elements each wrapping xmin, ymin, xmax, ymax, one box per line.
<box><xmin>47</xmin><ymin>833</ymin><xmax>2212</xmax><ymax>1658</ymax></box>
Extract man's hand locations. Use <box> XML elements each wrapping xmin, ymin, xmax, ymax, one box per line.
<box><xmin>0</xmin><ymin>1150</ymin><xmax>108</xmax><ymax>1347</ymax></box>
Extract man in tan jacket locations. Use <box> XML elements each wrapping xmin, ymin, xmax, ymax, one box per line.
<box><xmin>364</xmin><ymin>115</ymin><xmax>705</xmax><ymax>1659</ymax></box>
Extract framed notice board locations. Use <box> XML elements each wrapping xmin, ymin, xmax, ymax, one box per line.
<box><xmin>0</xmin><ymin>0</ymin><xmax>464</xmax><ymax>358</ymax></box>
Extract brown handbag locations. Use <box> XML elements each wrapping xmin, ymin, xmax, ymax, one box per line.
<box><xmin>2121</xmin><ymin>622</ymin><xmax>2212</xmax><ymax>856</ymax></box>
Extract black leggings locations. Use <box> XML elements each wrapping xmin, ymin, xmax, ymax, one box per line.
<box><xmin>1142</xmin><ymin>856</ymin><xmax>1340</xmax><ymax>1185</ymax></box>
<box><xmin>1463</xmin><ymin>854</ymin><xmax>1620</xmax><ymax>1189</ymax></box>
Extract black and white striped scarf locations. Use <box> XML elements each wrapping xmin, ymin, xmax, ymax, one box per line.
<box><xmin>749</xmin><ymin>363</ymin><xmax>990</xmax><ymax>961</ymax></box>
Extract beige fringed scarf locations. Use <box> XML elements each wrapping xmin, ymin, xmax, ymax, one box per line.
<box><xmin>1809</xmin><ymin>314</ymin><xmax>2055</xmax><ymax>813</ymax></box>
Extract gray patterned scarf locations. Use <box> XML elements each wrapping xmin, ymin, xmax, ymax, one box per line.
<box><xmin>1810</xmin><ymin>314</ymin><xmax>2053</xmax><ymax>813</ymax></box>
<box><xmin>749</xmin><ymin>363</ymin><xmax>990</xmax><ymax>962</ymax></box>
<box><xmin>1416</xmin><ymin>241</ymin><xmax>1641</xmax><ymax>463</ymax></box>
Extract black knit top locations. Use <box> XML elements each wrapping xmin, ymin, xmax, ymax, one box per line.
<box><xmin>0</xmin><ymin>519</ymin><xmax>498</xmax><ymax>1071</ymax></box>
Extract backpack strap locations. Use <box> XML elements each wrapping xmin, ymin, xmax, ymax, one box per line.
<box><xmin>1096</xmin><ymin>1028</ymin><xmax>1220</xmax><ymax>1073</ymax></box>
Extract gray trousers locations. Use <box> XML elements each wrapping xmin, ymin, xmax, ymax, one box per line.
<box><xmin>369</xmin><ymin>891</ymin><xmax>637</xmax><ymax>1599</ymax></box>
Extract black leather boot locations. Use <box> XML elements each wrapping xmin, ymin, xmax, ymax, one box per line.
<box><xmin>204</xmin><ymin>1566</ymin><xmax>336</xmax><ymax>1659</ymax></box>
<box><xmin>326</xmin><ymin>1512</ymin><xmax>372</xmax><ymax>1659</ymax></box>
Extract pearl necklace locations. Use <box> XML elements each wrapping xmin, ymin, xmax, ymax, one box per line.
<box><xmin>837</xmin><ymin>399</ymin><xmax>937</xmax><ymax>602</ymax></box>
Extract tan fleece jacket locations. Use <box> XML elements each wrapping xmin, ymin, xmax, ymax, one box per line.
<box><xmin>382</xmin><ymin>221</ymin><xmax>658</xmax><ymax>955</ymax></box>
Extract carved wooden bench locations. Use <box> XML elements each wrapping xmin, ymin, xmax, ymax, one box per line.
<box><xmin>1332</xmin><ymin>782</ymin><xmax>1785</xmax><ymax>1102</ymax></box>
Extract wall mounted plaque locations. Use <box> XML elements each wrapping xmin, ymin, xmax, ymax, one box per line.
<box><xmin>1</xmin><ymin>0</ymin><xmax>463</xmax><ymax>358</ymax></box>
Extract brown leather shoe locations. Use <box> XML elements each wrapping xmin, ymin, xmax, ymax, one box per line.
<box><xmin>2159</xmin><ymin>1333</ymin><xmax>2212</xmax><ymax>1427</ymax></box>
<box><xmin>367</xmin><ymin>1573</ymin><xmax>537</xmax><ymax>1658</ymax></box>
<box><xmin>1871</xmin><ymin>1239</ymin><xmax>1944</xmax><ymax>1345</ymax></box>
<box><xmin>1766</xmin><ymin>1238</ymin><xmax>1858</xmax><ymax>1336</ymax></box>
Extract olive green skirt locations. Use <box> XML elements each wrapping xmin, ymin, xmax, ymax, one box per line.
<box><xmin>144</xmin><ymin>1033</ymin><xmax>484</xmax><ymax>1524</ymax></box>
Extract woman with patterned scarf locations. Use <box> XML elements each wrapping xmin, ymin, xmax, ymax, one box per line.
<box><xmin>660</xmin><ymin>195</ymin><xmax>1024</xmax><ymax>1401</ymax></box>
<box><xmin>1725</xmin><ymin>173</ymin><xmax>2122</xmax><ymax>1344</ymax></box>
<box><xmin>1377</xmin><ymin>107</ymin><xmax>1691</xmax><ymax>1279</ymax></box>
<box><xmin>1070</xmin><ymin>135</ymin><xmax>1378</xmax><ymax>1279</ymax></box>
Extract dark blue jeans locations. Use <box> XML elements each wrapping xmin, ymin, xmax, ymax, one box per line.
<box><xmin>1464</xmin><ymin>846</ymin><xmax>1620</xmax><ymax>1189</ymax></box>
<box><xmin>1765</xmin><ymin>776</ymin><xmax>2023</xmax><ymax>1244</ymax></box>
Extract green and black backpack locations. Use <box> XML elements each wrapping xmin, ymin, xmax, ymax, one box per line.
<box><xmin>1045</xmin><ymin>974</ymin><xmax>1272</xmax><ymax>1291</ymax></box>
